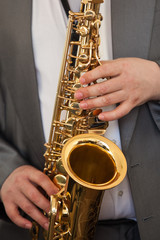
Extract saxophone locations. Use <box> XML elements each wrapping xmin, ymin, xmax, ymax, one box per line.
<box><xmin>31</xmin><ymin>0</ymin><xmax>127</xmax><ymax>239</ymax></box>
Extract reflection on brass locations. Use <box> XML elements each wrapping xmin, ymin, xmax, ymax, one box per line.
<box><xmin>31</xmin><ymin>0</ymin><xmax>127</xmax><ymax>239</ymax></box>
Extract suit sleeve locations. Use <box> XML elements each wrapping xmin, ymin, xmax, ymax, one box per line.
<box><xmin>0</xmin><ymin>133</ymin><xmax>28</xmax><ymax>189</ymax></box>
<box><xmin>0</xmin><ymin>134</ymin><xmax>28</xmax><ymax>221</ymax></box>
<box><xmin>0</xmin><ymin>82</ymin><xmax>28</xmax><ymax>189</ymax></box>
<box><xmin>148</xmin><ymin>60</ymin><xmax>160</xmax><ymax>131</ymax></box>
<box><xmin>148</xmin><ymin>101</ymin><xmax>160</xmax><ymax>131</ymax></box>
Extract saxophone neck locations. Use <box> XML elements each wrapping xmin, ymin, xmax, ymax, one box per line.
<box><xmin>81</xmin><ymin>0</ymin><xmax>104</xmax><ymax>4</ymax></box>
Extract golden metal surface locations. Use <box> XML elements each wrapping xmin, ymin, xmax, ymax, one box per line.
<box><xmin>82</xmin><ymin>0</ymin><xmax>104</xmax><ymax>3</ymax></box>
<box><xmin>62</xmin><ymin>134</ymin><xmax>127</xmax><ymax>191</ymax></box>
<box><xmin>31</xmin><ymin>0</ymin><xmax>127</xmax><ymax>239</ymax></box>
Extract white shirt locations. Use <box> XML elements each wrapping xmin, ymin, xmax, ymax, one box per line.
<box><xmin>32</xmin><ymin>0</ymin><xmax>135</xmax><ymax>220</ymax></box>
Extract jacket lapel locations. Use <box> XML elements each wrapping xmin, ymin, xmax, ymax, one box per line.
<box><xmin>111</xmin><ymin>0</ymin><xmax>156</xmax><ymax>154</ymax></box>
<box><xmin>4</xmin><ymin>0</ymin><xmax>45</xmax><ymax>166</ymax></box>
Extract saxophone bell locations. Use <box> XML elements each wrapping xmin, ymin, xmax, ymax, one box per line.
<box><xmin>62</xmin><ymin>134</ymin><xmax>127</xmax><ymax>191</ymax></box>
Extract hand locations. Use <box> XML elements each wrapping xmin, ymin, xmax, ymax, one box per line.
<box><xmin>0</xmin><ymin>165</ymin><xmax>59</xmax><ymax>230</ymax></box>
<box><xmin>75</xmin><ymin>58</ymin><xmax>160</xmax><ymax>121</ymax></box>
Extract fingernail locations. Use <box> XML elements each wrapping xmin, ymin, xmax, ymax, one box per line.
<box><xmin>98</xmin><ymin>114</ymin><xmax>105</xmax><ymax>120</ymax></box>
<box><xmin>75</xmin><ymin>91</ymin><xmax>84</xmax><ymax>99</ymax></box>
<box><xmin>54</xmin><ymin>187</ymin><xmax>59</xmax><ymax>194</ymax></box>
<box><xmin>44</xmin><ymin>222</ymin><xmax>49</xmax><ymax>230</ymax></box>
<box><xmin>80</xmin><ymin>102</ymin><xmax>88</xmax><ymax>109</ymax></box>
<box><xmin>79</xmin><ymin>77</ymin><xmax>86</xmax><ymax>84</ymax></box>
<box><xmin>25</xmin><ymin>223</ymin><xmax>32</xmax><ymax>229</ymax></box>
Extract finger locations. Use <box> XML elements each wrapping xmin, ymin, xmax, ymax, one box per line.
<box><xmin>98</xmin><ymin>102</ymin><xmax>131</xmax><ymax>121</ymax></box>
<box><xmin>79</xmin><ymin>90</ymin><xmax>126</xmax><ymax>109</ymax></box>
<box><xmin>16</xmin><ymin>194</ymin><xmax>49</xmax><ymax>230</ymax></box>
<box><xmin>4</xmin><ymin>203</ymin><xmax>32</xmax><ymax>229</ymax></box>
<box><xmin>22</xmin><ymin>181</ymin><xmax>50</xmax><ymax>213</ymax></box>
<box><xmin>79</xmin><ymin>61</ymin><xmax>121</xmax><ymax>85</ymax></box>
<box><xmin>27</xmin><ymin>169</ymin><xmax>59</xmax><ymax>197</ymax></box>
<box><xmin>75</xmin><ymin>76</ymin><xmax>122</xmax><ymax>100</ymax></box>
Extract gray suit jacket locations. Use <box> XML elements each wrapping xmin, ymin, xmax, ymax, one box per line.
<box><xmin>0</xmin><ymin>0</ymin><xmax>160</xmax><ymax>239</ymax></box>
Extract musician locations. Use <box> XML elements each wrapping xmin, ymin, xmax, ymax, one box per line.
<box><xmin>0</xmin><ymin>0</ymin><xmax>160</xmax><ymax>240</ymax></box>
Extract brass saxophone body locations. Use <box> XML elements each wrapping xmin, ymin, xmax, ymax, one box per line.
<box><xmin>31</xmin><ymin>0</ymin><xmax>127</xmax><ymax>239</ymax></box>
